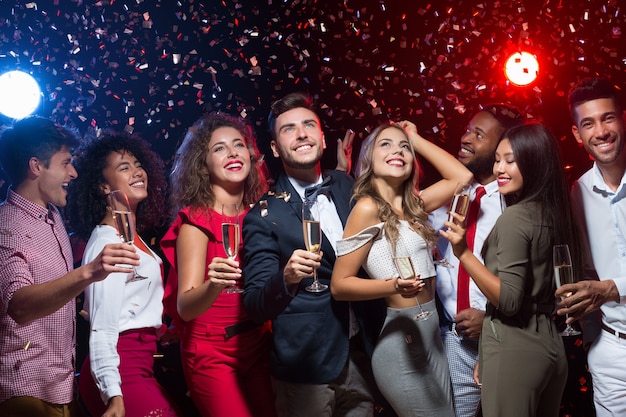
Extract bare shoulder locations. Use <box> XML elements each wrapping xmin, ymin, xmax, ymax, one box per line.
<box><xmin>344</xmin><ymin>197</ymin><xmax>381</xmax><ymax>236</ymax></box>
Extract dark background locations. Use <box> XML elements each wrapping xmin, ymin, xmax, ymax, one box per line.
<box><xmin>2</xmin><ymin>0</ymin><xmax>622</xmax><ymax>182</ymax></box>
<box><xmin>2</xmin><ymin>1</ymin><xmax>622</xmax><ymax>415</ymax></box>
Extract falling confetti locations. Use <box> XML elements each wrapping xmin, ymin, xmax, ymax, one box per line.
<box><xmin>0</xmin><ymin>0</ymin><xmax>622</xmax><ymax>181</ymax></box>
<box><xmin>0</xmin><ymin>2</ymin><xmax>612</xmax><ymax>415</ymax></box>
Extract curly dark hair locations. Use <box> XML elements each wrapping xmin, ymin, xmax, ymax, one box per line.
<box><xmin>480</xmin><ymin>103</ymin><xmax>525</xmax><ymax>139</ymax></box>
<box><xmin>169</xmin><ymin>112</ymin><xmax>268</xmax><ymax>215</ymax></box>
<box><xmin>67</xmin><ymin>132</ymin><xmax>167</xmax><ymax>240</ymax></box>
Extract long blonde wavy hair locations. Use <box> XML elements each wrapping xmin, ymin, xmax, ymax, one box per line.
<box><xmin>353</xmin><ymin>123</ymin><xmax>438</xmax><ymax>253</ymax></box>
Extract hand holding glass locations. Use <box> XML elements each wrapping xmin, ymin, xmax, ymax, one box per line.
<box><xmin>553</xmin><ymin>244</ymin><xmax>581</xmax><ymax>336</ymax></box>
<box><xmin>393</xmin><ymin>241</ymin><xmax>432</xmax><ymax>321</ymax></box>
<box><xmin>435</xmin><ymin>183</ymin><xmax>471</xmax><ymax>268</ymax></box>
<box><xmin>448</xmin><ymin>183</ymin><xmax>471</xmax><ymax>225</ymax></box>
<box><xmin>221</xmin><ymin>203</ymin><xmax>243</xmax><ymax>294</ymax></box>
<box><xmin>302</xmin><ymin>200</ymin><xmax>327</xmax><ymax>293</ymax></box>
<box><xmin>108</xmin><ymin>190</ymin><xmax>147</xmax><ymax>282</ymax></box>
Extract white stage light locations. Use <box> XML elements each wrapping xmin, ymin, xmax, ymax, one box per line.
<box><xmin>0</xmin><ymin>70</ymin><xmax>42</xmax><ymax>119</ymax></box>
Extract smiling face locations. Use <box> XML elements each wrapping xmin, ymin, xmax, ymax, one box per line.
<box><xmin>572</xmin><ymin>97</ymin><xmax>626</xmax><ymax>168</ymax></box>
<box><xmin>458</xmin><ymin>111</ymin><xmax>505</xmax><ymax>183</ymax></box>
<box><xmin>205</xmin><ymin>126</ymin><xmax>252</xmax><ymax>189</ymax></box>
<box><xmin>101</xmin><ymin>150</ymin><xmax>148</xmax><ymax>209</ymax></box>
<box><xmin>371</xmin><ymin>126</ymin><xmax>414</xmax><ymax>183</ymax></box>
<box><xmin>35</xmin><ymin>146</ymin><xmax>78</xmax><ymax>208</ymax></box>
<box><xmin>270</xmin><ymin>107</ymin><xmax>325</xmax><ymax>177</ymax></box>
<box><xmin>494</xmin><ymin>138</ymin><xmax>523</xmax><ymax>198</ymax></box>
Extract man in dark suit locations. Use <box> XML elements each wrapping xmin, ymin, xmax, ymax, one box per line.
<box><xmin>243</xmin><ymin>92</ymin><xmax>383</xmax><ymax>417</ymax></box>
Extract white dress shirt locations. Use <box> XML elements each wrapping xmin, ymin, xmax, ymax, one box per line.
<box><xmin>82</xmin><ymin>225</ymin><xmax>165</xmax><ymax>402</ymax></box>
<box><xmin>429</xmin><ymin>180</ymin><xmax>504</xmax><ymax>322</ymax></box>
<box><xmin>288</xmin><ymin>175</ymin><xmax>344</xmax><ymax>252</ymax></box>
<box><xmin>571</xmin><ymin>163</ymin><xmax>626</xmax><ymax>333</ymax></box>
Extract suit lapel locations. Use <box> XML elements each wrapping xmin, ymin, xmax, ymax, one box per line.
<box><xmin>326</xmin><ymin>173</ymin><xmax>351</xmax><ymax>226</ymax></box>
<box><xmin>275</xmin><ymin>174</ymin><xmax>341</xmax><ymax>260</ymax></box>
<box><xmin>275</xmin><ymin>175</ymin><xmax>304</xmax><ymax>221</ymax></box>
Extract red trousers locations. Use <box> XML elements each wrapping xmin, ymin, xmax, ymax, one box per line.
<box><xmin>181</xmin><ymin>320</ymin><xmax>277</xmax><ymax>417</ymax></box>
<box><xmin>79</xmin><ymin>328</ymin><xmax>180</xmax><ymax>417</ymax></box>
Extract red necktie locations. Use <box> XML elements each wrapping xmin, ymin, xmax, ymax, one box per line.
<box><xmin>456</xmin><ymin>186</ymin><xmax>486</xmax><ymax>313</ymax></box>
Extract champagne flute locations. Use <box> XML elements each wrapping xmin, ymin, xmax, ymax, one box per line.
<box><xmin>448</xmin><ymin>183</ymin><xmax>471</xmax><ymax>225</ymax></box>
<box><xmin>393</xmin><ymin>240</ymin><xmax>432</xmax><ymax>321</ymax></box>
<box><xmin>221</xmin><ymin>203</ymin><xmax>243</xmax><ymax>294</ymax></box>
<box><xmin>302</xmin><ymin>199</ymin><xmax>327</xmax><ymax>293</ymax></box>
<box><xmin>108</xmin><ymin>190</ymin><xmax>148</xmax><ymax>283</ymax></box>
<box><xmin>553</xmin><ymin>244</ymin><xmax>581</xmax><ymax>336</ymax></box>
<box><xmin>435</xmin><ymin>183</ymin><xmax>471</xmax><ymax>267</ymax></box>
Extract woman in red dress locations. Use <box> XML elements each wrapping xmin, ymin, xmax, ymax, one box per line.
<box><xmin>160</xmin><ymin>113</ymin><xmax>277</xmax><ymax>417</ymax></box>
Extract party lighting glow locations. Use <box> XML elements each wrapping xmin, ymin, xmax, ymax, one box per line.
<box><xmin>504</xmin><ymin>52</ymin><xmax>539</xmax><ymax>86</ymax></box>
<box><xmin>0</xmin><ymin>70</ymin><xmax>42</xmax><ymax>119</ymax></box>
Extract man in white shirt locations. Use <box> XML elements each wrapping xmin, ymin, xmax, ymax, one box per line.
<box><xmin>430</xmin><ymin>103</ymin><xmax>523</xmax><ymax>417</ymax></box>
<box><xmin>557</xmin><ymin>77</ymin><xmax>626</xmax><ymax>417</ymax></box>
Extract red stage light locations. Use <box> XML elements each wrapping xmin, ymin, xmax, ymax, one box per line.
<box><xmin>504</xmin><ymin>52</ymin><xmax>539</xmax><ymax>86</ymax></box>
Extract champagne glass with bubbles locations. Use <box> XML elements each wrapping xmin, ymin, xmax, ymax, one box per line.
<box><xmin>449</xmin><ymin>183</ymin><xmax>471</xmax><ymax>225</ymax></box>
<box><xmin>221</xmin><ymin>203</ymin><xmax>243</xmax><ymax>294</ymax></box>
<box><xmin>435</xmin><ymin>183</ymin><xmax>471</xmax><ymax>268</ymax></box>
<box><xmin>553</xmin><ymin>244</ymin><xmax>581</xmax><ymax>336</ymax></box>
<box><xmin>393</xmin><ymin>238</ymin><xmax>432</xmax><ymax>321</ymax></box>
<box><xmin>302</xmin><ymin>199</ymin><xmax>327</xmax><ymax>293</ymax></box>
<box><xmin>108</xmin><ymin>190</ymin><xmax>148</xmax><ymax>282</ymax></box>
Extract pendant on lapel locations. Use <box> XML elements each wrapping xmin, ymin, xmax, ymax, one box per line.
<box><xmin>260</xmin><ymin>189</ymin><xmax>292</xmax><ymax>217</ymax></box>
<box><xmin>259</xmin><ymin>200</ymin><xmax>268</xmax><ymax>217</ymax></box>
<box><xmin>268</xmin><ymin>189</ymin><xmax>291</xmax><ymax>202</ymax></box>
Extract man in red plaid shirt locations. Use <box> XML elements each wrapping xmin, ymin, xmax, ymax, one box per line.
<box><xmin>0</xmin><ymin>117</ymin><xmax>139</xmax><ymax>417</ymax></box>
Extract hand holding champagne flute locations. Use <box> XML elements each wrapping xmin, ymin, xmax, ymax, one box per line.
<box><xmin>221</xmin><ymin>203</ymin><xmax>243</xmax><ymax>294</ymax></box>
<box><xmin>302</xmin><ymin>199</ymin><xmax>327</xmax><ymax>293</ymax></box>
<box><xmin>436</xmin><ymin>183</ymin><xmax>470</xmax><ymax>268</ymax></box>
<box><xmin>393</xmin><ymin>240</ymin><xmax>432</xmax><ymax>321</ymax></box>
<box><xmin>108</xmin><ymin>190</ymin><xmax>148</xmax><ymax>282</ymax></box>
<box><xmin>448</xmin><ymin>183</ymin><xmax>471</xmax><ymax>225</ymax></box>
<box><xmin>553</xmin><ymin>244</ymin><xmax>581</xmax><ymax>336</ymax></box>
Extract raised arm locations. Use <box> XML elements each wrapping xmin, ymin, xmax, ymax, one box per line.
<box><xmin>6</xmin><ymin>243</ymin><xmax>139</xmax><ymax>325</ymax></box>
<box><xmin>396</xmin><ymin>120</ymin><xmax>473</xmax><ymax>212</ymax></box>
<box><xmin>335</xmin><ymin>129</ymin><xmax>355</xmax><ymax>174</ymax></box>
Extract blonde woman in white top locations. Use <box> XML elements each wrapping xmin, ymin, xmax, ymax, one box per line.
<box><xmin>331</xmin><ymin>121</ymin><xmax>472</xmax><ymax>417</ymax></box>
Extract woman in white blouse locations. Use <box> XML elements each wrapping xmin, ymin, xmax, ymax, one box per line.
<box><xmin>331</xmin><ymin>121</ymin><xmax>471</xmax><ymax>417</ymax></box>
<box><xmin>67</xmin><ymin>133</ymin><xmax>180</xmax><ymax>417</ymax></box>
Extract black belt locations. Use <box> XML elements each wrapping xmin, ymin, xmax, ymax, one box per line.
<box><xmin>224</xmin><ymin>320</ymin><xmax>261</xmax><ymax>340</ymax></box>
<box><xmin>440</xmin><ymin>320</ymin><xmax>459</xmax><ymax>337</ymax></box>
<box><xmin>601</xmin><ymin>322</ymin><xmax>626</xmax><ymax>340</ymax></box>
<box><xmin>442</xmin><ymin>322</ymin><xmax>456</xmax><ymax>331</ymax></box>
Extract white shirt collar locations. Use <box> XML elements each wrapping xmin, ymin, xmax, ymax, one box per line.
<box><xmin>288</xmin><ymin>174</ymin><xmax>324</xmax><ymax>201</ymax></box>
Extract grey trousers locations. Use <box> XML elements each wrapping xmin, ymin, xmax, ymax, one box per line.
<box><xmin>372</xmin><ymin>301</ymin><xmax>455</xmax><ymax>417</ymax></box>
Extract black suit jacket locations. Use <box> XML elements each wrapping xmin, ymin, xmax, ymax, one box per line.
<box><xmin>242</xmin><ymin>170</ymin><xmax>384</xmax><ymax>384</ymax></box>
